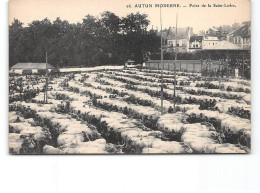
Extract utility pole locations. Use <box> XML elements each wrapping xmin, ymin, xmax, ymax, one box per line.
<box><xmin>173</xmin><ymin>13</ymin><xmax>178</xmax><ymax>110</ymax></box>
<box><xmin>200</xmin><ymin>51</ymin><xmax>203</xmax><ymax>75</ymax></box>
<box><xmin>226</xmin><ymin>51</ymin><xmax>229</xmax><ymax>77</ymax></box>
<box><xmin>160</xmin><ymin>7</ymin><xmax>164</xmax><ymax>115</ymax></box>
<box><xmin>209</xmin><ymin>53</ymin><xmax>211</xmax><ymax>72</ymax></box>
<box><xmin>219</xmin><ymin>59</ymin><xmax>221</xmax><ymax>77</ymax></box>
<box><xmin>45</xmin><ymin>51</ymin><xmax>48</xmax><ymax>104</ymax></box>
<box><xmin>242</xmin><ymin>52</ymin><xmax>245</xmax><ymax>79</ymax></box>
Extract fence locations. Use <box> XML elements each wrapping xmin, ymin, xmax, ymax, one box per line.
<box><xmin>145</xmin><ymin>60</ymin><xmax>224</xmax><ymax>73</ymax></box>
<box><xmin>145</xmin><ymin>60</ymin><xmax>250</xmax><ymax>79</ymax></box>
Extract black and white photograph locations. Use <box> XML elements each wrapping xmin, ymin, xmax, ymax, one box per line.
<box><xmin>8</xmin><ymin>0</ymin><xmax>251</xmax><ymax>154</ymax></box>
<box><xmin>2</xmin><ymin>0</ymin><xmax>260</xmax><ymax>193</ymax></box>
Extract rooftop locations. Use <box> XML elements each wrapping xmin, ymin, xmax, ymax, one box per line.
<box><xmin>11</xmin><ymin>63</ymin><xmax>56</xmax><ymax>70</ymax></box>
<box><xmin>190</xmin><ymin>36</ymin><xmax>203</xmax><ymax>42</ymax></box>
<box><xmin>229</xmin><ymin>23</ymin><xmax>251</xmax><ymax>38</ymax></box>
<box><xmin>159</xmin><ymin>27</ymin><xmax>193</xmax><ymax>40</ymax></box>
<box><xmin>203</xmin><ymin>40</ymin><xmax>243</xmax><ymax>50</ymax></box>
<box><xmin>167</xmin><ymin>27</ymin><xmax>192</xmax><ymax>40</ymax></box>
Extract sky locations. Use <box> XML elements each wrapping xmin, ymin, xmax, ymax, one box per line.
<box><xmin>9</xmin><ymin>0</ymin><xmax>251</xmax><ymax>33</ymax></box>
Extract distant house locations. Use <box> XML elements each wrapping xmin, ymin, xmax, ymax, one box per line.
<box><xmin>158</xmin><ymin>29</ymin><xmax>169</xmax><ymax>45</ymax></box>
<box><xmin>124</xmin><ymin>60</ymin><xmax>136</xmax><ymax>68</ymax></box>
<box><xmin>227</xmin><ymin>22</ymin><xmax>251</xmax><ymax>49</ymax></box>
<box><xmin>206</xmin><ymin>27</ymin><xmax>219</xmax><ymax>37</ymax></box>
<box><xmin>10</xmin><ymin>63</ymin><xmax>56</xmax><ymax>74</ymax></box>
<box><xmin>189</xmin><ymin>36</ymin><xmax>203</xmax><ymax>51</ymax></box>
<box><xmin>166</xmin><ymin>27</ymin><xmax>193</xmax><ymax>53</ymax></box>
<box><xmin>202</xmin><ymin>36</ymin><xmax>220</xmax><ymax>49</ymax></box>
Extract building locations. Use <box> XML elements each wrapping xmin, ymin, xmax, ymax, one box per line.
<box><xmin>124</xmin><ymin>60</ymin><xmax>135</xmax><ymax>68</ymax></box>
<box><xmin>10</xmin><ymin>63</ymin><xmax>56</xmax><ymax>74</ymax></box>
<box><xmin>188</xmin><ymin>35</ymin><xmax>241</xmax><ymax>51</ymax></box>
<box><xmin>205</xmin><ymin>27</ymin><xmax>228</xmax><ymax>40</ymax></box>
<box><xmin>166</xmin><ymin>27</ymin><xmax>193</xmax><ymax>53</ymax></box>
<box><xmin>202</xmin><ymin>36</ymin><xmax>220</xmax><ymax>49</ymax></box>
<box><xmin>188</xmin><ymin>35</ymin><xmax>221</xmax><ymax>51</ymax></box>
<box><xmin>189</xmin><ymin>36</ymin><xmax>203</xmax><ymax>51</ymax></box>
<box><xmin>227</xmin><ymin>22</ymin><xmax>251</xmax><ymax>49</ymax></box>
<box><xmin>158</xmin><ymin>28</ymin><xmax>169</xmax><ymax>46</ymax></box>
<box><xmin>202</xmin><ymin>40</ymin><xmax>242</xmax><ymax>50</ymax></box>
<box><xmin>200</xmin><ymin>40</ymin><xmax>249</xmax><ymax>78</ymax></box>
<box><xmin>206</xmin><ymin>27</ymin><xmax>219</xmax><ymax>36</ymax></box>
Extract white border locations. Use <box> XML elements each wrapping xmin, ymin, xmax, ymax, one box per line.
<box><xmin>1</xmin><ymin>0</ymin><xmax>260</xmax><ymax>193</ymax></box>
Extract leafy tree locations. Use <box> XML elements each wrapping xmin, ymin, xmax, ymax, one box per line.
<box><xmin>9</xmin><ymin>12</ymin><xmax>160</xmax><ymax>68</ymax></box>
<box><xmin>9</xmin><ymin>19</ymin><xmax>24</xmax><ymax>66</ymax></box>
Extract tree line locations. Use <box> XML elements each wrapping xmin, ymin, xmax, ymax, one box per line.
<box><xmin>9</xmin><ymin>12</ymin><xmax>160</xmax><ymax>68</ymax></box>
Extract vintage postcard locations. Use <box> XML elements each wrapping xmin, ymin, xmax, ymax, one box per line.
<box><xmin>9</xmin><ymin>0</ymin><xmax>251</xmax><ymax>154</ymax></box>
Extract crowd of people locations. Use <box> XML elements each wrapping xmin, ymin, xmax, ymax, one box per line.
<box><xmin>201</xmin><ymin>58</ymin><xmax>251</xmax><ymax>79</ymax></box>
<box><xmin>202</xmin><ymin>67</ymin><xmax>227</xmax><ymax>78</ymax></box>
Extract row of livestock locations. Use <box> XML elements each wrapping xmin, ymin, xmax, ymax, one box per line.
<box><xmin>55</xmin><ymin>81</ymin><xmax>250</xmax><ymax>151</ymax></box>
<box><xmin>88</xmin><ymin>75</ymin><xmax>250</xmax><ymax>119</ymax></box>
